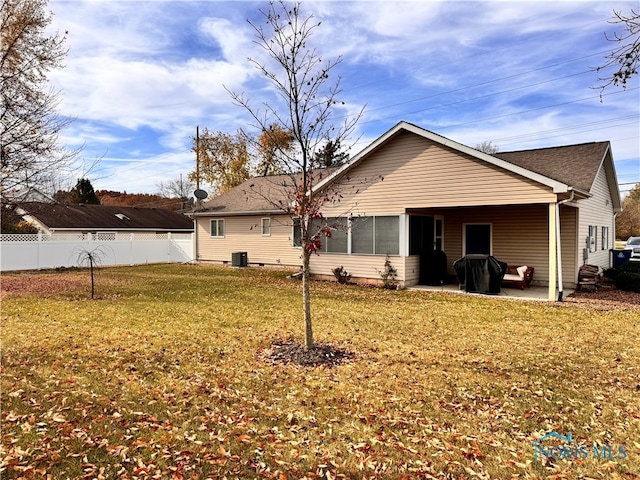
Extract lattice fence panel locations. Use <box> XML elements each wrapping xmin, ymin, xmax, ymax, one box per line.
<box><xmin>0</xmin><ymin>233</ymin><xmax>39</xmax><ymax>242</ymax></box>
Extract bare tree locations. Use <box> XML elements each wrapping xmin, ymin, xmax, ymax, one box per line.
<box><xmin>474</xmin><ymin>140</ymin><xmax>499</xmax><ymax>154</ymax></box>
<box><xmin>594</xmin><ymin>9</ymin><xmax>640</xmax><ymax>93</ymax></box>
<box><xmin>1</xmin><ymin>0</ymin><xmax>78</xmax><ymax>193</ymax></box>
<box><xmin>228</xmin><ymin>1</ymin><xmax>363</xmax><ymax>349</ymax></box>
<box><xmin>157</xmin><ymin>175</ymin><xmax>195</xmax><ymax>199</ymax></box>
<box><xmin>157</xmin><ymin>175</ymin><xmax>195</xmax><ymax>211</ymax></box>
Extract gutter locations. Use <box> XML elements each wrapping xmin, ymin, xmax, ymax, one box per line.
<box><xmin>555</xmin><ymin>190</ymin><xmax>575</xmax><ymax>301</ymax></box>
<box><xmin>188</xmin><ymin>209</ymin><xmax>285</xmax><ymax>218</ymax></box>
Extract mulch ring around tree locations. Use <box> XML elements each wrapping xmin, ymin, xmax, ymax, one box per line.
<box><xmin>256</xmin><ymin>337</ymin><xmax>356</xmax><ymax>368</ymax></box>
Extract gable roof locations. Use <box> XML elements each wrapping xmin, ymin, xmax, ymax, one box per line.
<box><xmin>313</xmin><ymin>121</ymin><xmax>572</xmax><ymax>195</ymax></box>
<box><xmin>194</xmin><ymin>121</ymin><xmax>621</xmax><ymax>216</ymax></box>
<box><xmin>16</xmin><ymin>202</ymin><xmax>194</xmax><ymax>232</ymax></box>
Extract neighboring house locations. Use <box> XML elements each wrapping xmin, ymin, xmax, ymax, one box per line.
<box><xmin>191</xmin><ymin>121</ymin><xmax>621</xmax><ymax>300</ymax></box>
<box><xmin>1</xmin><ymin>187</ymin><xmax>55</xmax><ymax>203</ymax></box>
<box><xmin>13</xmin><ymin>202</ymin><xmax>194</xmax><ymax>237</ymax></box>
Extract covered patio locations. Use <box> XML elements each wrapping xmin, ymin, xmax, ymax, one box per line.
<box><xmin>408</xmin><ymin>283</ymin><xmax>575</xmax><ymax>301</ymax></box>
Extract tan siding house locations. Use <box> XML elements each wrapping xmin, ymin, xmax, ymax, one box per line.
<box><xmin>192</xmin><ymin>122</ymin><xmax>621</xmax><ymax>301</ymax></box>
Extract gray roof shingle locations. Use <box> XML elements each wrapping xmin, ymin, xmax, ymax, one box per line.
<box><xmin>199</xmin><ymin>169</ymin><xmax>338</xmax><ymax>215</ymax></box>
<box><xmin>495</xmin><ymin>141</ymin><xmax>610</xmax><ymax>193</ymax></box>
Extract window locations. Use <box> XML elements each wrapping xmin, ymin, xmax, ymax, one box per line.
<box><xmin>324</xmin><ymin>217</ymin><xmax>348</xmax><ymax>253</ymax></box>
<box><xmin>309</xmin><ymin>217</ymin><xmax>348</xmax><ymax>253</ymax></box>
<box><xmin>352</xmin><ymin>216</ymin><xmax>399</xmax><ymax>255</ymax></box>
<box><xmin>601</xmin><ymin>226</ymin><xmax>609</xmax><ymax>251</ymax></box>
<box><xmin>588</xmin><ymin>225</ymin><xmax>597</xmax><ymax>252</ymax></box>
<box><xmin>375</xmin><ymin>216</ymin><xmax>399</xmax><ymax>255</ymax></box>
<box><xmin>434</xmin><ymin>217</ymin><xmax>443</xmax><ymax>251</ymax></box>
<box><xmin>210</xmin><ymin>219</ymin><xmax>224</xmax><ymax>238</ymax></box>
<box><xmin>261</xmin><ymin>218</ymin><xmax>271</xmax><ymax>236</ymax></box>
<box><xmin>352</xmin><ymin>217</ymin><xmax>374</xmax><ymax>254</ymax></box>
<box><xmin>464</xmin><ymin>224</ymin><xmax>491</xmax><ymax>255</ymax></box>
<box><xmin>292</xmin><ymin>218</ymin><xmax>301</xmax><ymax>247</ymax></box>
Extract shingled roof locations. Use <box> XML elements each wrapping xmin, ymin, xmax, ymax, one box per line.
<box><xmin>197</xmin><ymin>169</ymin><xmax>338</xmax><ymax>216</ymax></box>
<box><xmin>17</xmin><ymin>203</ymin><xmax>193</xmax><ymax>232</ymax></box>
<box><xmin>495</xmin><ymin>141</ymin><xmax>611</xmax><ymax>194</ymax></box>
<box><xmin>194</xmin><ymin>122</ymin><xmax>618</xmax><ymax>216</ymax></box>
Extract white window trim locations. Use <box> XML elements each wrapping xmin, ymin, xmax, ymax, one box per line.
<box><xmin>261</xmin><ymin>217</ymin><xmax>271</xmax><ymax>237</ymax></box>
<box><xmin>210</xmin><ymin>219</ymin><xmax>225</xmax><ymax>238</ymax></box>
<box><xmin>601</xmin><ymin>226</ymin><xmax>609</xmax><ymax>251</ymax></box>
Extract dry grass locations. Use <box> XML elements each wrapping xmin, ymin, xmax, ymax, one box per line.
<box><xmin>1</xmin><ymin>264</ymin><xmax>638</xmax><ymax>479</ymax></box>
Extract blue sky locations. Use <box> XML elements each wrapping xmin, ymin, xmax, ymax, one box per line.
<box><xmin>47</xmin><ymin>0</ymin><xmax>639</xmax><ymax>197</ymax></box>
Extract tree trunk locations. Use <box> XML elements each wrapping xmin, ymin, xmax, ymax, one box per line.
<box><xmin>90</xmin><ymin>257</ymin><xmax>95</xmax><ymax>299</ymax></box>
<box><xmin>302</xmin><ymin>249</ymin><xmax>313</xmax><ymax>349</ymax></box>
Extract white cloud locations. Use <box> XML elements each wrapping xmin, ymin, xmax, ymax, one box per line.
<box><xmin>42</xmin><ymin>0</ymin><xmax>638</xmax><ymax>194</ymax></box>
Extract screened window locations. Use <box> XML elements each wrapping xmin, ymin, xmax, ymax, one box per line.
<box><xmin>375</xmin><ymin>216</ymin><xmax>399</xmax><ymax>255</ymax></box>
<box><xmin>309</xmin><ymin>217</ymin><xmax>348</xmax><ymax>253</ymax></box>
<box><xmin>261</xmin><ymin>218</ymin><xmax>271</xmax><ymax>236</ymax></box>
<box><xmin>352</xmin><ymin>217</ymin><xmax>374</xmax><ymax>254</ymax></box>
<box><xmin>352</xmin><ymin>216</ymin><xmax>399</xmax><ymax>255</ymax></box>
<box><xmin>210</xmin><ymin>219</ymin><xmax>224</xmax><ymax>238</ymax></box>
<box><xmin>324</xmin><ymin>217</ymin><xmax>348</xmax><ymax>253</ymax></box>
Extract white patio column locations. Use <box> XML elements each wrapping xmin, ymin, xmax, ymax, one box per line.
<box><xmin>399</xmin><ymin>213</ymin><xmax>408</xmax><ymax>257</ymax></box>
<box><xmin>548</xmin><ymin>203</ymin><xmax>557</xmax><ymax>301</ymax></box>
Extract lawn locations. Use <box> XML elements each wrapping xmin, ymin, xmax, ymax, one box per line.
<box><xmin>1</xmin><ymin>264</ymin><xmax>638</xmax><ymax>479</ymax></box>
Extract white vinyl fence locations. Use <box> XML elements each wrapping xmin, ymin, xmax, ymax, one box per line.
<box><xmin>0</xmin><ymin>233</ymin><xmax>194</xmax><ymax>271</ymax></box>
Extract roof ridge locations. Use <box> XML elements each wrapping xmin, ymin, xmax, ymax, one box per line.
<box><xmin>498</xmin><ymin>141</ymin><xmax>609</xmax><ymax>155</ymax></box>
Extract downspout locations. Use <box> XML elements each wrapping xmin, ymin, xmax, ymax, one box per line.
<box><xmin>193</xmin><ymin>216</ymin><xmax>199</xmax><ymax>263</ymax></box>
<box><xmin>555</xmin><ymin>190</ymin><xmax>575</xmax><ymax>301</ymax></box>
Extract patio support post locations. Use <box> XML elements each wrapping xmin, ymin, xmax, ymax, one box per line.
<box><xmin>548</xmin><ymin>203</ymin><xmax>557</xmax><ymax>301</ymax></box>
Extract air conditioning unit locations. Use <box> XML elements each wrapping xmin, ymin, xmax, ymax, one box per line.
<box><xmin>231</xmin><ymin>251</ymin><xmax>248</xmax><ymax>267</ymax></box>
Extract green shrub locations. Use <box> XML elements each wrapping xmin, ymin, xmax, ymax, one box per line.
<box><xmin>331</xmin><ymin>266</ymin><xmax>351</xmax><ymax>284</ymax></box>
<box><xmin>604</xmin><ymin>262</ymin><xmax>640</xmax><ymax>291</ymax></box>
<box><xmin>618</xmin><ymin>261</ymin><xmax>640</xmax><ymax>274</ymax></box>
<box><xmin>603</xmin><ymin>267</ymin><xmax>618</xmax><ymax>279</ymax></box>
<box><xmin>378</xmin><ymin>256</ymin><xmax>398</xmax><ymax>290</ymax></box>
<box><xmin>615</xmin><ymin>271</ymin><xmax>640</xmax><ymax>292</ymax></box>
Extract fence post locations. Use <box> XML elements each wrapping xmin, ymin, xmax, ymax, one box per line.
<box><xmin>167</xmin><ymin>232</ymin><xmax>172</xmax><ymax>263</ymax></box>
<box><xmin>37</xmin><ymin>231</ymin><xmax>43</xmax><ymax>270</ymax></box>
<box><xmin>130</xmin><ymin>233</ymin><xmax>135</xmax><ymax>266</ymax></box>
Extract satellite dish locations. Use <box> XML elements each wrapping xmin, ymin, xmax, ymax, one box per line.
<box><xmin>194</xmin><ymin>189</ymin><xmax>208</xmax><ymax>200</ymax></box>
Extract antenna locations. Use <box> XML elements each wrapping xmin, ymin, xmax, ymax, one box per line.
<box><xmin>196</xmin><ymin>125</ymin><xmax>200</xmax><ymax>190</ymax></box>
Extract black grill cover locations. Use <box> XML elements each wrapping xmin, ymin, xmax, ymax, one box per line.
<box><xmin>453</xmin><ymin>255</ymin><xmax>507</xmax><ymax>294</ymax></box>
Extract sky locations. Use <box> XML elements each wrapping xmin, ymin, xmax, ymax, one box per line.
<box><xmin>46</xmin><ymin>0</ymin><xmax>640</xmax><ymax>198</ymax></box>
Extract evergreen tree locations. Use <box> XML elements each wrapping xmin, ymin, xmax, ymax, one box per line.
<box><xmin>69</xmin><ymin>178</ymin><xmax>100</xmax><ymax>204</ymax></box>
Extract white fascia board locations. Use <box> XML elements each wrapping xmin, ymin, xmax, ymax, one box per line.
<box><xmin>596</xmin><ymin>143</ymin><xmax>622</xmax><ymax>212</ymax></box>
<box><xmin>189</xmin><ymin>210</ymin><xmax>285</xmax><ymax>218</ymax></box>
